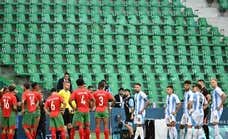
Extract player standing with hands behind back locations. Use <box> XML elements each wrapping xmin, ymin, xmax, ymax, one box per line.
<box><xmin>44</xmin><ymin>88</ymin><xmax>66</xmax><ymax>139</ymax></box>
<box><xmin>93</xmin><ymin>81</ymin><xmax>115</xmax><ymax>139</ymax></box>
<box><xmin>69</xmin><ymin>78</ymin><xmax>94</xmax><ymax>139</ymax></box>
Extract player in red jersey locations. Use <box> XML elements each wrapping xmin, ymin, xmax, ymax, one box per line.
<box><xmin>93</xmin><ymin>81</ymin><xmax>115</xmax><ymax>139</ymax></box>
<box><xmin>21</xmin><ymin>83</ymin><xmax>42</xmax><ymax>139</ymax></box>
<box><xmin>0</xmin><ymin>86</ymin><xmax>17</xmax><ymax>139</ymax></box>
<box><xmin>44</xmin><ymin>88</ymin><xmax>66</xmax><ymax>139</ymax></box>
<box><xmin>69</xmin><ymin>78</ymin><xmax>94</xmax><ymax>139</ymax></box>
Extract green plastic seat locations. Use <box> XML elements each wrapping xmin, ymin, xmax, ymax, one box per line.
<box><xmin>139</xmin><ymin>15</ymin><xmax>150</xmax><ymax>24</ymax></box>
<box><xmin>167</xmin><ymin>65</ymin><xmax>176</xmax><ymax>74</ymax></box>
<box><xmin>54</xmin><ymin>34</ymin><xmax>63</xmax><ymax>44</ymax></box>
<box><xmin>212</xmin><ymin>36</ymin><xmax>222</xmax><ymax>46</ymax></box>
<box><xmin>65</xmin><ymin>44</ymin><xmax>75</xmax><ymax>54</ymax></box>
<box><xmin>153</xmin><ymin>45</ymin><xmax>162</xmax><ymax>54</ymax></box>
<box><xmin>161</xmin><ymin>7</ymin><xmax>172</xmax><ymax>16</ymax></box>
<box><xmin>129</xmin><ymin>65</ymin><xmax>140</xmax><ymax>73</ymax></box>
<box><xmin>187</xmin><ymin>26</ymin><xmax>197</xmax><ymax>35</ymax></box>
<box><xmin>165</xmin><ymin>45</ymin><xmax>175</xmax><ymax>54</ymax></box>
<box><xmin>192</xmin><ymin>65</ymin><xmax>201</xmax><ymax>73</ymax></box>
<box><xmin>104</xmin><ymin>35</ymin><xmax>113</xmax><ymax>45</ymax></box>
<box><xmin>28</xmin><ymin>24</ymin><xmax>38</xmax><ymax>34</ymax></box>
<box><xmin>177</xmin><ymin>45</ymin><xmax>187</xmax><ymax>55</ymax></box>
<box><xmin>127</xmin><ymin>25</ymin><xmax>137</xmax><ymax>34</ymax></box>
<box><xmin>54</xmin><ymin>24</ymin><xmax>63</xmax><ymax>34</ymax></box>
<box><xmin>128</xmin><ymin>45</ymin><xmax>137</xmax><ymax>54</ymax></box>
<box><xmin>1</xmin><ymin>44</ymin><xmax>11</xmax><ymax>54</ymax></box>
<box><xmin>117</xmin><ymin>55</ymin><xmax>126</xmax><ymax>64</ymax></box>
<box><xmin>14</xmin><ymin>64</ymin><xmax>25</xmax><ymax>75</ymax></box>
<box><xmin>152</xmin><ymin>36</ymin><xmax>162</xmax><ymax>45</ymax></box>
<box><xmin>41</xmin><ymin>34</ymin><xmax>50</xmax><ymax>43</ymax></box>
<box><xmin>173</xmin><ymin>8</ymin><xmax>182</xmax><ymax>16</ymax></box>
<box><xmin>30</xmin><ymin>73</ymin><xmax>41</xmax><ymax>83</ymax></box>
<box><xmin>105</xmin><ymin>15</ymin><xmax>115</xmax><ymax>24</ymax></box>
<box><xmin>179</xmin><ymin>55</ymin><xmax>188</xmax><ymax>64</ymax></box>
<box><xmin>141</xmin><ymin>55</ymin><xmax>151</xmax><ymax>64</ymax></box>
<box><xmin>53</xmin><ymin>54</ymin><xmax>63</xmax><ymax>64</ymax></box>
<box><xmin>150</xmin><ymin>7</ymin><xmax>160</xmax><ymax>16</ymax></box>
<box><xmin>103</xmin><ymin>25</ymin><xmax>112</xmax><ymax>34</ymax></box>
<box><xmin>14</xmin><ymin>54</ymin><xmax>24</xmax><ymax>64</ymax></box>
<box><xmin>151</xmin><ymin>25</ymin><xmax>161</xmax><ymax>35</ymax></box>
<box><xmin>27</xmin><ymin>54</ymin><xmax>37</xmax><ymax>64</ymax></box>
<box><xmin>128</xmin><ymin>35</ymin><xmax>138</xmax><ymax>44</ymax></box>
<box><xmin>40</xmin><ymin>44</ymin><xmax>50</xmax><ymax>53</ymax></box>
<box><xmin>66</xmin><ymin>54</ymin><xmax>76</xmax><ymax>64</ymax></box>
<box><xmin>53</xmin><ymin>44</ymin><xmax>63</xmax><ymax>53</ymax></box>
<box><xmin>27</xmin><ymin>33</ymin><xmax>38</xmax><ymax>43</ymax></box>
<box><xmin>104</xmin><ymin>65</ymin><xmax>115</xmax><ymax>73</ymax></box>
<box><xmin>198</xmin><ymin>18</ymin><xmax>208</xmax><ymax>26</ymax></box>
<box><xmin>163</xmin><ymin>26</ymin><xmax>173</xmax><ymax>35</ymax></box>
<box><xmin>142</xmin><ymin>65</ymin><xmax>151</xmax><ymax>73</ymax></box>
<box><xmin>27</xmin><ymin>64</ymin><xmax>38</xmax><ymax>74</ymax></box>
<box><xmin>40</xmin><ymin>64</ymin><xmax>50</xmax><ymax>74</ymax></box>
<box><xmin>15</xmin><ymin>34</ymin><xmax>24</xmax><ymax>43</ymax></box>
<box><xmin>91</xmin><ymin>54</ymin><xmax>101</xmax><ymax>64</ymax></box>
<box><xmin>66</xmin><ymin>14</ymin><xmax>76</xmax><ymax>23</ymax></box>
<box><xmin>176</xmin><ymin>36</ymin><xmax>185</xmax><ymax>45</ymax></box>
<box><xmin>14</xmin><ymin>44</ymin><xmax>24</xmax><ymax>54</ymax></box>
<box><xmin>115</xmin><ymin>35</ymin><xmax>126</xmax><ymax>45</ymax></box>
<box><xmin>179</xmin><ymin>65</ymin><xmax>189</xmax><ymax>74</ymax></box>
<box><xmin>164</xmin><ymin>36</ymin><xmax>174</xmax><ymax>45</ymax></box>
<box><xmin>200</xmin><ymin>36</ymin><xmax>210</xmax><ymax>46</ymax></box>
<box><xmin>151</xmin><ymin>16</ymin><xmax>161</xmax><ymax>24</ymax></box>
<box><xmin>141</xmin><ymin>45</ymin><xmax>150</xmax><ymax>54</ymax></box>
<box><xmin>79</xmin><ymin>54</ymin><xmax>89</xmax><ymax>64</ymax></box>
<box><xmin>164</xmin><ymin>16</ymin><xmax>175</xmax><ymax>25</ymax></box>
<box><xmin>189</xmin><ymin>45</ymin><xmax>199</xmax><ymax>55</ymax></box>
<box><xmin>203</xmin><ymin>55</ymin><xmax>212</xmax><ymax>65</ymax></box>
<box><xmin>129</xmin><ymin>55</ymin><xmax>139</xmax><ymax>64</ymax></box>
<box><xmin>117</xmin><ymin>64</ymin><xmax>127</xmax><ymax>73</ymax></box>
<box><xmin>175</xmin><ymin>26</ymin><xmax>185</xmax><ymax>35</ymax></box>
<box><xmin>166</xmin><ymin>55</ymin><xmax>176</xmax><ymax>64</ymax></box>
<box><xmin>125</xmin><ymin>6</ymin><xmax>137</xmax><ymax>16</ymax></box>
<box><xmin>199</xmin><ymin>27</ymin><xmax>209</xmax><ymax>36</ymax></box>
<box><xmin>42</xmin><ymin>74</ymin><xmax>53</xmax><ymax>89</ymax></box>
<box><xmin>92</xmin><ymin>65</ymin><xmax>102</xmax><ymax>73</ymax></box>
<box><xmin>40</xmin><ymin>54</ymin><xmax>50</xmax><ymax>64</ymax></box>
<box><xmin>66</xmin><ymin>24</ymin><xmax>76</xmax><ymax>34</ymax></box>
<box><xmin>41</xmin><ymin>24</ymin><xmax>50</xmax><ymax>33</ymax></box>
<box><xmin>155</xmin><ymin>65</ymin><xmax>164</xmax><ymax>73</ymax></box>
<box><xmin>16</xmin><ymin>24</ymin><xmax>25</xmax><ymax>33</ymax></box>
<box><xmin>175</xmin><ymin>17</ymin><xmax>186</xmax><ymax>26</ymax></box>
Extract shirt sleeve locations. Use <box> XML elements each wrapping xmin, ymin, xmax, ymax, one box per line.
<box><xmin>141</xmin><ymin>92</ymin><xmax>148</xmax><ymax>101</ymax></box>
<box><xmin>44</xmin><ymin>100</ymin><xmax>49</xmax><ymax>109</ymax></box>
<box><xmin>70</xmin><ymin>92</ymin><xmax>76</xmax><ymax>101</ymax></box>
<box><xmin>129</xmin><ymin>98</ymin><xmax>134</xmax><ymax>108</ymax></box>
<box><xmin>22</xmin><ymin>93</ymin><xmax>26</xmax><ymax>102</ymax></box>
<box><xmin>12</xmin><ymin>95</ymin><xmax>17</xmax><ymax>105</ymax></box>
<box><xmin>175</xmin><ymin>94</ymin><xmax>181</xmax><ymax>104</ymax></box>
<box><xmin>108</xmin><ymin>92</ymin><xmax>113</xmax><ymax>100</ymax></box>
<box><xmin>216</xmin><ymin>88</ymin><xmax>224</xmax><ymax>96</ymax></box>
<box><xmin>189</xmin><ymin>93</ymin><xmax>194</xmax><ymax>102</ymax></box>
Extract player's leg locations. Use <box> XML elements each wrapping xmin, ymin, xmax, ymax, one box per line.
<box><xmin>103</xmin><ymin>118</ymin><xmax>109</xmax><ymax>139</ymax></box>
<box><xmin>56</xmin><ymin>114</ymin><xmax>66</xmax><ymax>139</ymax></box>
<box><xmin>211</xmin><ymin>110</ymin><xmax>222</xmax><ymax>139</ymax></box>
<box><xmin>124</xmin><ymin>122</ymin><xmax>134</xmax><ymax>138</ymax></box>
<box><xmin>1</xmin><ymin>117</ymin><xmax>8</xmax><ymax>139</ymax></box>
<box><xmin>33</xmin><ymin>110</ymin><xmax>41</xmax><ymax>138</ymax></box>
<box><xmin>70</xmin><ymin>111</ymin><xmax>79</xmax><ymax>139</ymax></box>
<box><xmin>186</xmin><ymin>115</ymin><xmax>193</xmax><ymax>139</ymax></box>
<box><xmin>8</xmin><ymin>112</ymin><xmax>16</xmax><ymax>139</ymax></box>
<box><xmin>76</xmin><ymin>112</ymin><xmax>85</xmax><ymax>139</ymax></box>
<box><xmin>179</xmin><ymin>114</ymin><xmax>186</xmax><ymax>138</ymax></box>
<box><xmin>84</xmin><ymin>113</ymin><xmax>91</xmax><ymax>139</ymax></box>
<box><xmin>22</xmin><ymin>112</ymin><xmax>33</xmax><ymax>139</ymax></box>
<box><xmin>95</xmin><ymin>117</ymin><xmax>101</xmax><ymax>139</ymax></box>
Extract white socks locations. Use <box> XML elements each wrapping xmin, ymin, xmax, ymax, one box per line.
<box><xmin>186</xmin><ymin>128</ymin><xmax>193</xmax><ymax>139</ymax></box>
<box><xmin>134</xmin><ymin>126</ymin><xmax>144</xmax><ymax>139</ymax></box>
<box><xmin>179</xmin><ymin>128</ymin><xmax>185</xmax><ymax>139</ymax></box>
<box><xmin>168</xmin><ymin>127</ymin><xmax>177</xmax><ymax>139</ymax></box>
<box><xmin>193</xmin><ymin>128</ymin><xmax>204</xmax><ymax>139</ymax></box>
<box><xmin>214</xmin><ymin>125</ymin><xmax>221</xmax><ymax>139</ymax></box>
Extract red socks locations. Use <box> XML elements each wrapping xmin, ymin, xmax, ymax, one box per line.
<box><xmin>1</xmin><ymin>133</ymin><xmax>6</xmax><ymax>139</ymax></box>
<box><xmin>70</xmin><ymin>128</ymin><xmax>75</xmax><ymax>139</ymax></box>
<box><xmin>79</xmin><ymin>128</ymin><xmax>84</xmax><ymax>139</ymax></box>
<box><xmin>51</xmin><ymin>129</ymin><xmax>56</xmax><ymax>139</ymax></box>
<box><xmin>8</xmin><ymin>133</ymin><xmax>14</xmax><ymax>139</ymax></box>
<box><xmin>84</xmin><ymin>128</ymin><xmax>90</xmax><ymax>139</ymax></box>
<box><xmin>25</xmin><ymin>130</ymin><xmax>33</xmax><ymax>139</ymax></box>
<box><xmin>95</xmin><ymin>128</ymin><xmax>100</xmax><ymax>139</ymax></box>
<box><xmin>104</xmin><ymin>129</ymin><xmax>109</xmax><ymax>139</ymax></box>
<box><xmin>60</xmin><ymin>129</ymin><xmax>66</xmax><ymax>139</ymax></box>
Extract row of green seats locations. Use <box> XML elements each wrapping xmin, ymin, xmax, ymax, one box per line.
<box><xmin>218</xmin><ymin>0</ymin><xmax>228</xmax><ymax>10</ymax></box>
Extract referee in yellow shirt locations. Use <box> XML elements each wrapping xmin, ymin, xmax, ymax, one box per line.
<box><xmin>58</xmin><ymin>81</ymin><xmax>74</xmax><ymax>137</ymax></box>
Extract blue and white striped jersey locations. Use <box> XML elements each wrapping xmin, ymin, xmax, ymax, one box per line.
<box><xmin>211</xmin><ymin>87</ymin><xmax>225</xmax><ymax>111</ymax></box>
<box><xmin>165</xmin><ymin>93</ymin><xmax>180</xmax><ymax>116</ymax></box>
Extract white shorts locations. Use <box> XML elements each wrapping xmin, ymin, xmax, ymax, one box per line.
<box><xmin>191</xmin><ymin>111</ymin><xmax>204</xmax><ymax>126</ymax></box>
<box><xmin>165</xmin><ymin>114</ymin><xmax>176</xmax><ymax>125</ymax></box>
<box><xmin>134</xmin><ymin>114</ymin><xmax>145</xmax><ymax>125</ymax></box>
<box><xmin>210</xmin><ymin>109</ymin><xmax>223</xmax><ymax>124</ymax></box>
<box><xmin>180</xmin><ymin>113</ymin><xmax>192</xmax><ymax>126</ymax></box>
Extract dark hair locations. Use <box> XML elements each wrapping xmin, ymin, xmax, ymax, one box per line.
<box><xmin>64</xmin><ymin>72</ymin><xmax>70</xmax><ymax>75</ymax></box>
<box><xmin>76</xmin><ymin>78</ymin><xmax>85</xmax><ymax>86</ymax></box>
<box><xmin>24</xmin><ymin>82</ymin><xmax>30</xmax><ymax>90</ymax></box>
<box><xmin>198</xmin><ymin>79</ymin><xmax>205</xmax><ymax>83</ymax></box>
<box><xmin>184</xmin><ymin>80</ymin><xmax>191</xmax><ymax>85</ymax></box>
<box><xmin>118</xmin><ymin>87</ymin><xmax>124</xmax><ymax>92</ymax></box>
<box><xmin>193</xmin><ymin>83</ymin><xmax>202</xmax><ymax>90</ymax></box>
<box><xmin>134</xmin><ymin>83</ymin><xmax>141</xmax><ymax>87</ymax></box>
<box><xmin>98</xmin><ymin>81</ymin><xmax>106</xmax><ymax>89</ymax></box>
<box><xmin>167</xmin><ymin>85</ymin><xmax>174</xmax><ymax>90</ymax></box>
<box><xmin>8</xmin><ymin>85</ymin><xmax>16</xmax><ymax>92</ymax></box>
<box><xmin>87</xmin><ymin>85</ymin><xmax>93</xmax><ymax>90</ymax></box>
<box><xmin>124</xmin><ymin>89</ymin><xmax>131</xmax><ymax>93</ymax></box>
<box><xmin>50</xmin><ymin>88</ymin><xmax>57</xmax><ymax>93</ymax></box>
<box><xmin>31</xmin><ymin>82</ymin><xmax>38</xmax><ymax>89</ymax></box>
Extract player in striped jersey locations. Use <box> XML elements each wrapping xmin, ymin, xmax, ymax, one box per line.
<box><xmin>189</xmin><ymin>84</ymin><xmax>208</xmax><ymax>139</ymax></box>
<box><xmin>179</xmin><ymin>80</ymin><xmax>193</xmax><ymax>139</ymax></box>
<box><xmin>133</xmin><ymin>83</ymin><xmax>150</xmax><ymax>139</ymax></box>
<box><xmin>165</xmin><ymin>86</ymin><xmax>181</xmax><ymax>139</ymax></box>
<box><xmin>210</xmin><ymin>78</ymin><xmax>226</xmax><ymax>139</ymax></box>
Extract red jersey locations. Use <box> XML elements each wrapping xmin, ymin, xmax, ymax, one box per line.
<box><xmin>70</xmin><ymin>87</ymin><xmax>93</xmax><ymax>113</ymax></box>
<box><xmin>22</xmin><ymin>90</ymin><xmax>42</xmax><ymax>112</ymax></box>
<box><xmin>45</xmin><ymin>93</ymin><xmax>64</xmax><ymax>117</ymax></box>
<box><xmin>93</xmin><ymin>90</ymin><xmax>113</xmax><ymax>112</ymax></box>
<box><xmin>0</xmin><ymin>92</ymin><xmax>17</xmax><ymax>117</ymax></box>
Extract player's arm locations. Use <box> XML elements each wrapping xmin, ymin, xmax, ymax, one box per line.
<box><xmin>21</xmin><ymin>94</ymin><xmax>26</xmax><ymax>114</ymax></box>
<box><xmin>69</xmin><ymin>93</ymin><xmax>76</xmax><ymax>111</ymax></box>
<box><xmin>44</xmin><ymin>103</ymin><xmax>50</xmax><ymax>116</ymax></box>
<box><xmin>13</xmin><ymin>96</ymin><xmax>18</xmax><ymax>111</ymax></box>
<box><xmin>203</xmin><ymin>98</ymin><xmax>208</xmax><ymax>110</ymax></box>
<box><xmin>109</xmin><ymin>94</ymin><xmax>116</xmax><ymax>107</ymax></box>
<box><xmin>218</xmin><ymin>93</ymin><xmax>227</xmax><ymax>110</ymax></box>
<box><xmin>139</xmin><ymin>97</ymin><xmax>150</xmax><ymax>114</ymax></box>
<box><xmin>173</xmin><ymin>102</ymin><xmax>181</xmax><ymax>115</ymax></box>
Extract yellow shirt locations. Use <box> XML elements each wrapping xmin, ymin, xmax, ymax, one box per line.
<box><xmin>58</xmin><ymin>89</ymin><xmax>76</xmax><ymax>111</ymax></box>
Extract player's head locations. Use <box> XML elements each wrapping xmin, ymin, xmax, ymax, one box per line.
<box><xmin>87</xmin><ymin>85</ymin><xmax>94</xmax><ymax>93</ymax></box>
<box><xmin>0</xmin><ymin>87</ymin><xmax>9</xmax><ymax>96</ymax></box>
<box><xmin>98</xmin><ymin>81</ymin><xmax>106</xmax><ymax>90</ymax></box>
<box><xmin>192</xmin><ymin>83</ymin><xmax>202</xmax><ymax>93</ymax></box>
<box><xmin>63</xmin><ymin>81</ymin><xmax>70</xmax><ymax>90</ymax></box>
<box><xmin>124</xmin><ymin>89</ymin><xmax>131</xmax><ymax>97</ymax></box>
<box><xmin>118</xmin><ymin>87</ymin><xmax>124</xmax><ymax>95</ymax></box>
<box><xmin>31</xmin><ymin>82</ymin><xmax>40</xmax><ymax>91</ymax></box>
<box><xmin>76</xmin><ymin>78</ymin><xmax>85</xmax><ymax>87</ymax></box>
<box><xmin>166</xmin><ymin>85</ymin><xmax>174</xmax><ymax>95</ymax></box>
<box><xmin>8</xmin><ymin>84</ymin><xmax>16</xmax><ymax>92</ymax></box>
<box><xmin>134</xmin><ymin>83</ymin><xmax>141</xmax><ymax>93</ymax></box>
<box><xmin>184</xmin><ymin>80</ymin><xmax>191</xmax><ymax>91</ymax></box>
<box><xmin>23</xmin><ymin>82</ymin><xmax>30</xmax><ymax>90</ymax></box>
<box><xmin>198</xmin><ymin>79</ymin><xmax>205</xmax><ymax>88</ymax></box>
<box><xmin>210</xmin><ymin>78</ymin><xmax>218</xmax><ymax>88</ymax></box>
<box><xmin>50</xmin><ymin>88</ymin><xmax>57</xmax><ymax>95</ymax></box>
<box><xmin>64</xmin><ymin>72</ymin><xmax>70</xmax><ymax>80</ymax></box>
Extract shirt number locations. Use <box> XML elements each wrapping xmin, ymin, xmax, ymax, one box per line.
<box><xmin>29</xmin><ymin>95</ymin><xmax>35</xmax><ymax>105</ymax></box>
<box><xmin>3</xmin><ymin>99</ymin><xmax>9</xmax><ymax>109</ymax></box>
<box><xmin>81</xmin><ymin>95</ymin><xmax>86</xmax><ymax>105</ymax></box>
<box><xmin>51</xmin><ymin>101</ymin><xmax>55</xmax><ymax>111</ymax></box>
<box><xmin>98</xmin><ymin>96</ymin><xmax>104</xmax><ymax>106</ymax></box>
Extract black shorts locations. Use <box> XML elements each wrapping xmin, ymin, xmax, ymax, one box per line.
<box><xmin>63</xmin><ymin>108</ymin><xmax>73</xmax><ymax>125</ymax></box>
